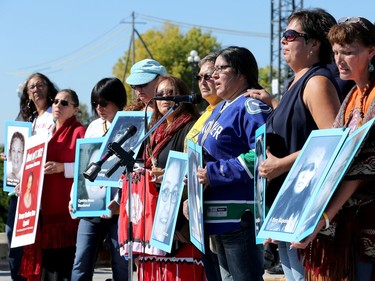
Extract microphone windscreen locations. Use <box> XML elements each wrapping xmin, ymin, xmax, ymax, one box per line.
<box><xmin>192</xmin><ymin>94</ymin><xmax>203</xmax><ymax>104</ymax></box>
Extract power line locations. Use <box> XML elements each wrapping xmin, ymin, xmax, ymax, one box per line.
<box><xmin>9</xmin><ymin>22</ymin><xmax>131</xmax><ymax>75</ymax></box>
<box><xmin>139</xmin><ymin>13</ymin><xmax>269</xmax><ymax>38</ymax></box>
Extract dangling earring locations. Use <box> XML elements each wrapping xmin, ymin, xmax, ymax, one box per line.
<box><xmin>27</xmin><ymin>99</ymin><xmax>31</xmax><ymax>109</ymax></box>
<box><xmin>368</xmin><ymin>62</ymin><xmax>374</xmax><ymax>73</ymax></box>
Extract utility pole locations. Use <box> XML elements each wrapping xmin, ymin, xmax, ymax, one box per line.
<box><xmin>270</xmin><ymin>0</ymin><xmax>303</xmax><ymax>99</ymax></box>
<box><xmin>121</xmin><ymin>12</ymin><xmax>154</xmax><ymax>99</ymax></box>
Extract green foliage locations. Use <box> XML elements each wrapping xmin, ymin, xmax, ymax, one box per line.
<box><xmin>112</xmin><ymin>22</ymin><xmax>221</xmax><ymax>103</ymax></box>
<box><xmin>77</xmin><ymin>103</ymin><xmax>91</xmax><ymax>127</ymax></box>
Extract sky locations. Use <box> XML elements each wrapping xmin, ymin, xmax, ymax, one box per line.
<box><xmin>0</xmin><ymin>0</ymin><xmax>374</xmax><ymax>144</ymax></box>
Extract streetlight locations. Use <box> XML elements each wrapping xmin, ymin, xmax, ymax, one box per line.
<box><xmin>187</xmin><ymin>50</ymin><xmax>200</xmax><ymax>94</ymax></box>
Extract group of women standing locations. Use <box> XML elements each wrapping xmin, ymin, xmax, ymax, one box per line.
<box><xmin>3</xmin><ymin>7</ymin><xmax>375</xmax><ymax>281</ymax></box>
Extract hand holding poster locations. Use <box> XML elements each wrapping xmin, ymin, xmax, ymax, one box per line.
<box><xmin>11</xmin><ymin>132</ymin><xmax>48</xmax><ymax>248</ymax></box>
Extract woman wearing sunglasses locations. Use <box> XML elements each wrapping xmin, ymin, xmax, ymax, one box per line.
<box><xmin>291</xmin><ymin>16</ymin><xmax>375</xmax><ymax>281</ymax></box>
<box><xmin>70</xmin><ymin>77</ymin><xmax>129</xmax><ymax>281</ymax></box>
<box><xmin>247</xmin><ymin>8</ymin><xmax>342</xmax><ymax>281</ymax></box>
<box><xmin>19</xmin><ymin>89</ymin><xmax>86</xmax><ymax>280</ymax></box>
<box><xmin>2</xmin><ymin>73</ymin><xmax>58</xmax><ymax>281</ymax></box>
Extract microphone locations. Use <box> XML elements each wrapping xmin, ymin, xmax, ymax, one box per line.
<box><xmin>83</xmin><ymin>125</ymin><xmax>137</xmax><ymax>181</ymax></box>
<box><xmin>113</xmin><ymin>125</ymin><xmax>137</xmax><ymax>147</ymax></box>
<box><xmin>153</xmin><ymin>94</ymin><xmax>202</xmax><ymax>104</ymax></box>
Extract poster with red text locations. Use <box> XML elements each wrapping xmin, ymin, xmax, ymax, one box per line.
<box><xmin>11</xmin><ymin>132</ymin><xmax>48</xmax><ymax>248</ymax></box>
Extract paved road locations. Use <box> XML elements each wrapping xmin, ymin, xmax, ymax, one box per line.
<box><xmin>0</xmin><ymin>263</ymin><xmax>114</xmax><ymax>281</ymax></box>
<box><xmin>0</xmin><ymin>262</ymin><xmax>284</xmax><ymax>281</ymax></box>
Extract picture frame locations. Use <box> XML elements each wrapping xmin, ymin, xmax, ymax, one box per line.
<box><xmin>12</xmin><ymin>131</ymin><xmax>48</xmax><ymax>248</ymax></box>
<box><xmin>257</xmin><ymin>128</ymin><xmax>349</xmax><ymax>242</ymax></box>
<box><xmin>254</xmin><ymin>124</ymin><xmax>267</xmax><ymax>244</ymax></box>
<box><xmin>89</xmin><ymin>111</ymin><xmax>151</xmax><ymax>187</ymax></box>
<box><xmin>72</xmin><ymin>137</ymin><xmax>111</xmax><ymax>218</ymax></box>
<box><xmin>187</xmin><ymin>140</ymin><xmax>205</xmax><ymax>253</ymax></box>
<box><xmin>3</xmin><ymin>121</ymin><xmax>32</xmax><ymax>192</ymax></box>
<box><xmin>150</xmin><ymin>150</ymin><xmax>188</xmax><ymax>253</ymax></box>
<box><xmin>296</xmin><ymin>118</ymin><xmax>375</xmax><ymax>241</ymax></box>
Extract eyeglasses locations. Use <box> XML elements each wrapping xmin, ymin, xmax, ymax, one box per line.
<box><xmin>91</xmin><ymin>100</ymin><xmax>109</xmax><ymax>108</ymax></box>
<box><xmin>155</xmin><ymin>89</ymin><xmax>174</xmax><ymax>97</ymax></box>
<box><xmin>27</xmin><ymin>82</ymin><xmax>46</xmax><ymax>91</ymax></box>
<box><xmin>213</xmin><ymin>65</ymin><xmax>231</xmax><ymax>73</ymax></box>
<box><xmin>195</xmin><ymin>74</ymin><xmax>213</xmax><ymax>82</ymax></box>
<box><xmin>338</xmin><ymin>17</ymin><xmax>369</xmax><ymax>31</ymax></box>
<box><xmin>130</xmin><ymin>82</ymin><xmax>149</xmax><ymax>90</ymax></box>
<box><xmin>161</xmin><ymin>188</ymin><xmax>178</xmax><ymax>203</ymax></box>
<box><xmin>282</xmin><ymin>29</ymin><xmax>308</xmax><ymax>42</ymax></box>
<box><xmin>53</xmin><ymin>98</ymin><xmax>73</xmax><ymax>107</ymax></box>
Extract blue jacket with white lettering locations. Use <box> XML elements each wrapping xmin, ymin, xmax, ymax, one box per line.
<box><xmin>198</xmin><ymin>94</ymin><xmax>271</xmax><ymax>235</ymax></box>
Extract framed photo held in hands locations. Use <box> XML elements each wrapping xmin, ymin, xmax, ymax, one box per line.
<box><xmin>150</xmin><ymin>150</ymin><xmax>188</xmax><ymax>253</ymax></box>
<box><xmin>254</xmin><ymin>124</ymin><xmax>267</xmax><ymax>244</ymax></box>
<box><xmin>72</xmin><ymin>137</ymin><xmax>111</xmax><ymax>218</ymax></box>
<box><xmin>257</xmin><ymin>128</ymin><xmax>349</xmax><ymax>243</ymax></box>
<box><xmin>187</xmin><ymin>140</ymin><xmax>205</xmax><ymax>253</ymax></box>
<box><xmin>3</xmin><ymin>121</ymin><xmax>32</xmax><ymax>192</ymax></box>
<box><xmin>90</xmin><ymin>111</ymin><xmax>151</xmax><ymax>187</ymax></box>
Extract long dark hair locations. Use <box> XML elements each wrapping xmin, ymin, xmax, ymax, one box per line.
<box><xmin>150</xmin><ymin>76</ymin><xmax>201</xmax><ymax>127</ymax></box>
<box><xmin>217</xmin><ymin>46</ymin><xmax>262</xmax><ymax>89</ymax></box>
<box><xmin>289</xmin><ymin>8</ymin><xmax>337</xmax><ymax>65</ymax></box>
<box><xmin>90</xmin><ymin>77</ymin><xmax>127</xmax><ymax>117</ymax></box>
<box><xmin>20</xmin><ymin>73</ymin><xmax>58</xmax><ymax>122</ymax></box>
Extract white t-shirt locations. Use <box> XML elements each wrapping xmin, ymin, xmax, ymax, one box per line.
<box><xmin>85</xmin><ymin>118</ymin><xmax>111</xmax><ymax>138</ymax></box>
<box><xmin>32</xmin><ymin>107</ymin><xmax>55</xmax><ymax>138</ymax></box>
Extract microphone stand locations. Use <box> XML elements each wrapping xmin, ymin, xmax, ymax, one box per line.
<box><xmin>106</xmin><ymin>102</ymin><xmax>180</xmax><ymax>280</ymax></box>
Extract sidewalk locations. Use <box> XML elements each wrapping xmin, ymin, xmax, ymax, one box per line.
<box><xmin>0</xmin><ymin>262</ymin><xmax>284</xmax><ymax>281</ymax></box>
<box><xmin>0</xmin><ymin>263</ymin><xmax>115</xmax><ymax>281</ymax></box>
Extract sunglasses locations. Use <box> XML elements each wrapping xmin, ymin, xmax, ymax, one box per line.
<box><xmin>53</xmin><ymin>99</ymin><xmax>72</xmax><ymax>107</ymax></box>
<box><xmin>155</xmin><ymin>89</ymin><xmax>174</xmax><ymax>98</ymax></box>
<box><xmin>338</xmin><ymin>16</ymin><xmax>369</xmax><ymax>31</ymax></box>
<box><xmin>282</xmin><ymin>29</ymin><xmax>308</xmax><ymax>42</ymax></box>
<box><xmin>130</xmin><ymin>82</ymin><xmax>149</xmax><ymax>90</ymax></box>
<box><xmin>91</xmin><ymin>100</ymin><xmax>109</xmax><ymax>107</ymax></box>
<box><xmin>195</xmin><ymin>74</ymin><xmax>213</xmax><ymax>82</ymax></box>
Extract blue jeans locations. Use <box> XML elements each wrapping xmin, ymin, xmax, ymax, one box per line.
<box><xmin>278</xmin><ymin>242</ymin><xmax>304</xmax><ymax>281</ymax></box>
<box><xmin>6</xmin><ymin>196</ymin><xmax>26</xmax><ymax>281</ymax></box>
<box><xmin>71</xmin><ymin>216</ymin><xmax>128</xmax><ymax>281</ymax></box>
<box><xmin>202</xmin><ymin>235</ymin><xmax>222</xmax><ymax>281</ymax></box>
<box><xmin>214</xmin><ymin>211</ymin><xmax>264</xmax><ymax>281</ymax></box>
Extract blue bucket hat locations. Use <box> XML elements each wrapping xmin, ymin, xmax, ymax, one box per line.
<box><xmin>126</xmin><ymin>59</ymin><xmax>167</xmax><ymax>85</ymax></box>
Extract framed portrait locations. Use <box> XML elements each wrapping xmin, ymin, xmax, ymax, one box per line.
<box><xmin>254</xmin><ymin>124</ymin><xmax>266</xmax><ymax>244</ymax></box>
<box><xmin>89</xmin><ymin>111</ymin><xmax>151</xmax><ymax>187</ymax></box>
<box><xmin>187</xmin><ymin>140</ymin><xmax>205</xmax><ymax>253</ymax></box>
<box><xmin>3</xmin><ymin>121</ymin><xmax>32</xmax><ymax>192</ymax></box>
<box><xmin>72</xmin><ymin>137</ymin><xmax>111</xmax><ymax>217</ymax></box>
<box><xmin>296</xmin><ymin>119</ymin><xmax>375</xmax><ymax>241</ymax></box>
<box><xmin>150</xmin><ymin>150</ymin><xmax>188</xmax><ymax>253</ymax></box>
<box><xmin>257</xmin><ymin>128</ymin><xmax>349</xmax><ymax>242</ymax></box>
<box><xmin>12</xmin><ymin>131</ymin><xmax>48</xmax><ymax>248</ymax></box>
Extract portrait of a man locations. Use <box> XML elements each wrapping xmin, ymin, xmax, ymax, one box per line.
<box><xmin>151</xmin><ymin>151</ymin><xmax>187</xmax><ymax>252</ymax></box>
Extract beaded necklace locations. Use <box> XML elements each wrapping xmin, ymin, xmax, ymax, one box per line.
<box><xmin>345</xmin><ymin>82</ymin><xmax>370</xmax><ymax>127</ymax></box>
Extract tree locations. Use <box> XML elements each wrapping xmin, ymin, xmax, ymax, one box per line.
<box><xmin>77</xmin><ymin>103</ymin><xmax>91</xmax><ymax>127</ymax></box>
<box><xmin>112</xmin><ymin>22</ymin><xmax>221</xmax><ymax>103</ymax></box>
